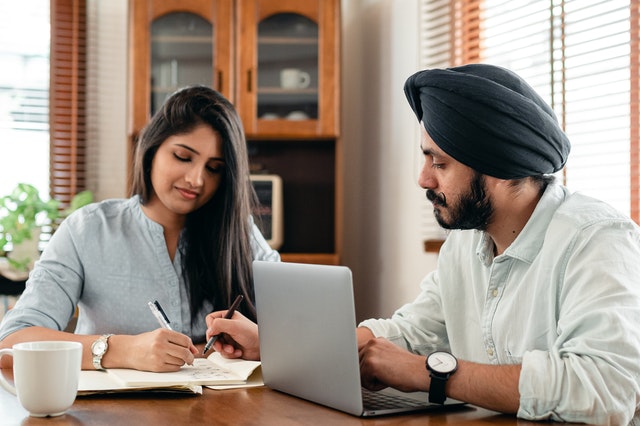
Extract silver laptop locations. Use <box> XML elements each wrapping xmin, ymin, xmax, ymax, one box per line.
<box><xmin>253</xmin><ymin>260</ymin><xmax>465</xmax><ymax>417</ymax></box>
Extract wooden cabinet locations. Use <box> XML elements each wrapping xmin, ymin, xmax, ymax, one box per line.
<box><xmin>129</xmin><ymin>0</ymin><xmax>341</xmax><ymax>265</ymax></box>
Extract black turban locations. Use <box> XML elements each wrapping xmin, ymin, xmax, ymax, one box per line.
<box><xmin>404</xmin><ymin>64</ymin><xmax>571</xmax><ymax>179</ymax></box>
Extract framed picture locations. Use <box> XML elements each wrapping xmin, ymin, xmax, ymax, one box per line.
<box><xmin>250</xmin><ymin>174</ymin><xmax>283</xmax><ymax>250</ymax></box>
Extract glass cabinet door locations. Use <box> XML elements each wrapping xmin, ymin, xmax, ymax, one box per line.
<box><xmin>129</xmin><ymin>0</ymin><xmax>233</xmax><ymax>196</ymax></box>
<box><xmin>150</xmin><ymin>12</ymin><xmax>212</xmax><ymax>115</ymax></box>
<box><xmin>256</xmin><ymin>13</ymin><xmax>318</xmax><ymax>122</ymax></box>
<box><xmin>237</xmin><ymin>0</ymin><xmax>339</xmax><ymax>138</ymax></box>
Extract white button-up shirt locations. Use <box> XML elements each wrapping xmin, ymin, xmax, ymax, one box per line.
<box><xmin>360</xmin><ymin>183</ymin><xmax>640</xmax><ymax>425</ymax></box>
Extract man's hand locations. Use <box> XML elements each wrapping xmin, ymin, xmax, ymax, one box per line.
<box><xmin>359</xmin><ymin>335</ymin><xmax>522</xmax><ymax>414</ymax></box>
<box><xmin>358</xmin><ymin>337</ymin><xmax>429</xmax><ymax>392</ymax></box>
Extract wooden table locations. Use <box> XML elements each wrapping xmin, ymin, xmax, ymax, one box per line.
<box><xmin>1</xmin><ymin>376</ymin><xmax>549</xmax><ymax>426</ymax></box>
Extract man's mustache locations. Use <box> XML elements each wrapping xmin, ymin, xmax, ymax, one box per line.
<box><xmin>426</xmin><ymin>190</ymin><xmax>447</xmax><ymax>207</ymax></box>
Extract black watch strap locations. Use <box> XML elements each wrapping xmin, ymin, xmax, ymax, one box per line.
<box><xmin>426</xmin><ymin>351</ymin><xmax>457</xmax><ymax>405</ymax></box>
<box><xmin>428</xmin><ymin>374</ymin><xmax>448</xmax><ymax>404</ymax></box>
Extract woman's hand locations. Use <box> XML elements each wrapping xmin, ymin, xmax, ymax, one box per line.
<box><xmin>109</xmin><ymin>329</ymin><xmax>198</xmax><ymax>372</ymax></box>
<box><xmin>205</xmin><ymin>310</ymin><xmax>260</xmax><ymax>360</ymax></box>
<box><xmin>0</xmin><ymin>326</ymin><xmax>198</xmax><ymax>372</ymax></box>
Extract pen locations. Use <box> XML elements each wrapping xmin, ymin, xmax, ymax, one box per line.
<box><xmin>148</xmin><ymin>300</ymin><xmax>173</xmax><ymax>331</ymax></box>
<box><xmin>203</xmin><ymin>294</ymin><xmax>244</xmax><ymax>355</ymax></box>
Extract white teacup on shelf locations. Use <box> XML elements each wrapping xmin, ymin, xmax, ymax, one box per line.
<box><xmin>286</xmin><ymin>111</ymin><xmax>309</xmax><ymax>120</ymax></box>
<box><xmin>260</xmin><ymin>113</ymin><xmax>280</xmax><ymax>120</ymax></box>
<box><xmin>280</xmin><ymin>68</ymin><xmax>311</xmax><ymax>89</ymax></box>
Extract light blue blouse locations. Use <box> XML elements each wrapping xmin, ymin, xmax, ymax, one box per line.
<box><xmin>0</xmin><ymin>196</ymin><xmax>280</xmax><ymax>344</ymax></box>
<box><xmin>360</xmin><ymin>183</ymin><xmax>640</xmax><ymax>424</ymax></box>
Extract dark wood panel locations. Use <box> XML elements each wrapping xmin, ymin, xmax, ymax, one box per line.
<box><xmin>248</xmin><ymin>140</ymin><xmax>335</xmax><ymax>253</ymax></box>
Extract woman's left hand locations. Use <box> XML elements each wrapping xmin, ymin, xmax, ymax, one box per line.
<box><xmin>205</xmin><ymin>311</ymin><xmax>260</xmax><ymax>360</ymax></box>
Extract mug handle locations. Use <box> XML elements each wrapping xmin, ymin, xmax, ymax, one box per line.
<box><xmin>299</xmin><ymin>72</ymin><xmax>311</xmax><ymax>88</ymax></box>
<box><xmin>0</xmin><ymin>348</ymin><xmax>17</xmax><ymax>395</ymax></box>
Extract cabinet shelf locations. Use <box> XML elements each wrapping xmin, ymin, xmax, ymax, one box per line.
<box><xmin>258</xmin><ymin>87</ymin><xmax>317</xmax><ymax>95</ymax></box>
<box><xmin>258</xmin><ymin>36</ymin><xmax>317</xmax><ymax>45</ymax></box>
<box><xmin>151</xmin><ymin>35</ymin><xmax>212</xmax><ymax>43</ymax></box>
<box><xmin>281</xmin><ymin>253</ymin><xmax>340</xmax><ymax>265</ymax></box>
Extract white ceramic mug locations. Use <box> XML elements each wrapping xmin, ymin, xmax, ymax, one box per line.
<box><xmin>0</xmin><ymin>341</ymin><xmax>83</xmax><ymax>417</ymax></box>
<box><xmin>280</xmin><ymin>68</ymin><xmax>311</xmax><ymax>89</ymax></box>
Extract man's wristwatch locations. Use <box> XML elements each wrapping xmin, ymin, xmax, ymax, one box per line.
<box><xmin>426</xmin><ymin>351</ymin><xmax>458</xmax><ymax>404</ymax></box>
<box><xmin>91</xmin><ymin>334</ymin><xmax>114</xmax><ymax>370</ymax></box>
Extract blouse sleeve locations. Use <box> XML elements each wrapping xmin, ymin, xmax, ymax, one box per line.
<box><xmin>0</xmin><ymin>219</ymin><xmax>83</xmax><ymax>340</ymax></box>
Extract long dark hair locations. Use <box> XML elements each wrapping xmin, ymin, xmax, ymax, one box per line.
<box><xmin>131</xmin><ymin>86</ymin><xmax>258</xmax><ymax>322</ymax></box>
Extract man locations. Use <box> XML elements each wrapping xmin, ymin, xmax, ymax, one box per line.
<box><xmin>356</xmin><ymin>64</ymin><xmax>640</xmax><ymax>424</ymax></box>
<box><xmin>207</xmin><ymin>64</ymin><xmax>640</xmax><ymax>424</ymax></box>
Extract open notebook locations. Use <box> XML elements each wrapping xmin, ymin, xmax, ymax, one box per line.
<box><xmin>78</xmin><ymin>352</ymin><xmax>261</xmax><ymax>395</ymax></box>
<box><xmin>253</xmin><ymin>260</ymin><xmax>465</xmax><ymax>417</ymax></box>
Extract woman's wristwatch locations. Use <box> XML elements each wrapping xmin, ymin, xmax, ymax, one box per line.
<box><xmin>91</xmin><ymin>334</ymin><xmax>114</xmax><ymax>370</ymax></box>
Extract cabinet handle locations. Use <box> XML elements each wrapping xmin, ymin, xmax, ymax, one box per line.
<box><xmin>247</xmin><ymin>69</ymin><xmax>253</xmax><ymax>93</ymax></box>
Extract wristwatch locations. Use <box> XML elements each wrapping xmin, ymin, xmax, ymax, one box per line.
<box><xmin>91</xmin><ymin>334</ymin><xmax>113</xmax><ymax>370</ymax></box>
<box><xmin>426</xmin><ymin>351</ymin><xmax>458</xmax><ymax>404</ymax></box>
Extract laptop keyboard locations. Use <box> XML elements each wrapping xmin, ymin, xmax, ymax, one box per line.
<box><xmin>361</xmin><ymin>388</ymin><xmax>426</xmax><ymax>410</ymax></box>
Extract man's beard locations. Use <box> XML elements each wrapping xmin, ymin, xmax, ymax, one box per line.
<box><xmin>426</xmin><ymin>172</ymin><xmax>493</xmax><ymax>231</ymax></box>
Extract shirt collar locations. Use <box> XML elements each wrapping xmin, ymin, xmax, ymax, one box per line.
<box><xmin>131</xmin><ymin>195</ymin><xmax>184</xmax><ymax>268</ymax></box>
<box><xmin>476</xmin><ymin>182</ymin><xmax>569</xmax><ymax>265</ymax></box>
<box><xmin>131</xmin><ymin>195</ymin><xmax>164</xmax><ymax>235</ymax></box>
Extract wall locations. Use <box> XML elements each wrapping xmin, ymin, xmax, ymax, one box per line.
<box><xmin>86</xmin><ymin>0</ymin><xmax>129</xmax><ymax>201</ymax></box>
<box><xmin>87</xmin><ymin>0</ymin><xmax>439</xmax><ymax>322</ymax></box>
<box><xmin>340</xmin><ymin>0</ymin><xmax>438</xmax><ymax>322</ymax></box>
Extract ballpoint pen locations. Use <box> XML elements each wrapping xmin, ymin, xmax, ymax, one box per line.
<box><xmin>203</xmin><ymin>294</ymin><xmax>244</xmax><ymax>355</ymax></box>
<box><xmin>148</xmin><ymin>300</ymin><xmax>173</xmax><ymax>331</ymax></box>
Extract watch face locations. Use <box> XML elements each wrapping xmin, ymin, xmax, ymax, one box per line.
<box><xmin>92</xmin><ymin>341</ymin><xmax>107</xmax><ymax>356</ymax></box>
<box><xmin>428</xmin><ymin>352</ymin><xmax>457</xmax><ymax>374</ymax></box>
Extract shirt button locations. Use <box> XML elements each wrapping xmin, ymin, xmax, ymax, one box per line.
<box><xmin>492</xmin><ymin>289</ymin><xmax>498</xmax><ymax>297</ymax></box>
<box><xmin>487</xmin><ymin>348</ymin><xmax>494</xmax><ymax>356</ymax></box>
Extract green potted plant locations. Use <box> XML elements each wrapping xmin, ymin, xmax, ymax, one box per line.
<box><xmin>62</xmin><ymin>190</ymin><xmax>93</xmax><ymax>217</ymax></box>
<box><xmin>0</xmin><ymin>184</ymin><xmax>95</xmax><ymax>273</ymax></box>
<box><xmin>0</xmin><ymin>183</ymin><xmax>60</xmax><ymax>272</ymax></box>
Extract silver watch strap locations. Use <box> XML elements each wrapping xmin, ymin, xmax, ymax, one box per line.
<box><xmin>92</xmin><ymin>333</ymin><xmax>113</xmax><ymax>370</ymax></box>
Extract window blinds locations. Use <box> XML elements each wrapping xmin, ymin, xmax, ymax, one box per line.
<box><xmin>50</xmin><ymin>0</ymin><xmax>87</xmax><ymax>209</ymax></box>
<box><xmin>419</xmin><ymin>0</ymin><xmax>640</xmax><ymax>236</ymax></box>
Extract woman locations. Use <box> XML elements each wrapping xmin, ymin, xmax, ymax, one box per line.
<box><xmin>0</xmin><ymin>86</ymin><xmax>279</xmax><ymax>372</ymax></box>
